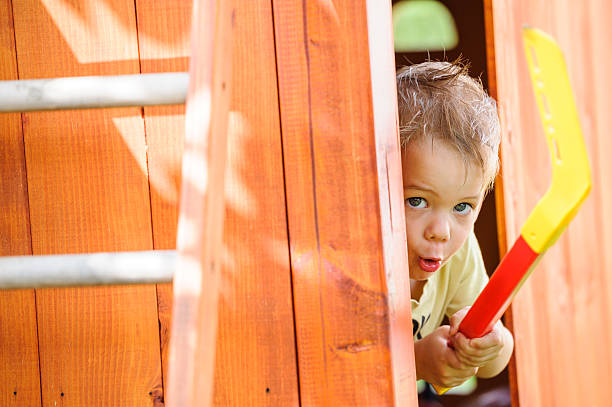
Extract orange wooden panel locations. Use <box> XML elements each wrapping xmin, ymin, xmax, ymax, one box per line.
<box><xmin>365</xmin><ymin>0</ymin><xmax>418</xmax><ymax>404</ymax></box>
<box><xmin>273</xmin><ymin>0</ymin><xmax>417</xmax><ymax>405</ymax></box>
<box><xmin>0</xmin><ymin>1</ymin><xmax>31</xmax><ymax>257</ymax></box>
<box><xmin>167</xmin><ymin>1</ymin><xmax>300</xmax><ymax>405</ymax></box>
<box><xmin>490</xmin><ymin>1</ymin><xmax>612</xmax><ymax>406</ymax></box>
<box><xmin>0</xmin><ymin>4</ymin><xmax>42</xmax><ymax>405</ymax></box>
<box><xmin>11</xmin><ymin>0</ymin><xmax>163</xmax><ymax>405</ymax></box>
<box><xmin>136</xmin><ymin>0</ymin><xmax>190</xmax><ymax>250</ymax></box>
<box><xmin>483</xmin><ymin>2</ymin><xmax>521</xmax><ymax>407</ymax></box>
<box><xmin>213</xmin><ymin>1</ymin><xmax>299</xmax><ymax>404</ymax></box>
<box><xmin>134</xmin><ymin>0</ymin><xmax>191</xmax><ymax>393</ymax></box>
<box><xmin>166</xmin><ymin>0</ymin><xmax>232</xmax><ymax>405</ymax></box>
<box><xmin>0</xmin><ymin>290</ymin><xmax>41</xmax><ymax>406</ymax></box>
<box><xmin>482</xmin><ymin>3</ymin><xmax>523</xmax><ymax>406</ymax></box>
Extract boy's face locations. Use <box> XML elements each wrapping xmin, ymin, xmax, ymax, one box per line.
<box><xmin>402</xmin><ymin>138</ymin><xmax>485</xmax><ymax>282</ymax></box>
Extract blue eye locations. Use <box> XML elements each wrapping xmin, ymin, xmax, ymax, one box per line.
<box><xmin>406</xmin><ymin>197</ymin><xmax>427</xmax><ymax>208</ymax></box>
<box><xmin>454</xmin><ymin>202</ymin><xmax>473</xmax><ymax>215</ymax></box>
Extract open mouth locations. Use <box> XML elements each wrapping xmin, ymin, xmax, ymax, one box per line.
<box><xmin>418</xmin><ymin>257</ymin><xmax>442</xmax><ymax>273</ymax></box>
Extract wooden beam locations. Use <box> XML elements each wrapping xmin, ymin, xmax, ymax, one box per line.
<box><xmin>483</xmin><ymin>1</ymin><xmax>521</xmax><ymax>406</ymax></box>
<box><xmin>166</xmin><ymin>0</ymin><xmax>233</xmax><ymax>405</ymax></box>
<box><xmin>365</xmin><ymin>0</ymin><xmax>418</xmax><ymax>404</ymax></box>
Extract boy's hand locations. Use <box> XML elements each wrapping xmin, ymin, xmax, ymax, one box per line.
<box><xmin>449</xmin><ymin>306</ymin><xmax>505</xmax><ymax>368</ymax></box>
<box><xmin>414</xmin><ymin>325</ymin><xmax>477</xmax><ymax>388</ymax></box>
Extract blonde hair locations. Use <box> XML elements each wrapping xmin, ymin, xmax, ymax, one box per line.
<box><xmin>396</xmin><ymin>60</ymin><xmax>501</xmax><ymax>191</ymax></box>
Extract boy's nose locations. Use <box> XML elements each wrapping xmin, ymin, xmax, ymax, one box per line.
<box><xmin>425</xmin><ymin>216</ymin><xmax>450</xmax><ymax>242</ymax></box>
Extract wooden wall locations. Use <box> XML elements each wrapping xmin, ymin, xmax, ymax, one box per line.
<box><xmin>489</xmin><ymin>1</ymin><xmax>612</xmax><ymax>405</ymax></box>
<box><xmin>273</xmin><ymin>0</ymin><xmax>416</xmax><ymax>404</ymax></box>
<box><xmin>2</xmin><ymin>0</ymin><xmax>164</xmax><ymax>405</ymax></box>
<box><xmin>0</xmin><ymin>0</ymin><xmax>417</xmax><ymax>405</ymax></box>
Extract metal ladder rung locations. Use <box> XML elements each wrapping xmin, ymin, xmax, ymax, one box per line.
<box><xmin>0</xmin><ymin>72</ymin><xmax>189</xmax><ymax>112</ymax></box>
<box><xmin>0</xmin><ymin>71</ymin><xmax>188</xmax><ymax>290</ymax></box>
<box><xmin>0</xmin><ymin>250</ymin><xmax>176</xmax><ymax>289</ymax></box>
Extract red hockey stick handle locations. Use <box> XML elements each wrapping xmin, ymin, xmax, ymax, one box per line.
<box><xmin>458</xmin><ymin>235</ymin><xmax>540</xmax><ymax>338</ymax></box>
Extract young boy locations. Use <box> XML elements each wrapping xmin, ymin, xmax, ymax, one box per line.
<box><xmin>397</xmin><ymin>61</ymin><xmax>514</xmax><ymax>388</ymax></box>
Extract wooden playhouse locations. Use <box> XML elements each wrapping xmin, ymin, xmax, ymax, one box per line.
<box><xmin>1</xmin><ymin>0</ymin><xmax>611</xmax><ymax>406</ymax></box>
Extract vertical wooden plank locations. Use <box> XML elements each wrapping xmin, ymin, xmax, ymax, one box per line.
<box><xmin>136</xmin><ymin>0</ymin><xmax>190</xmax><ymax>249</ymax></box>
<box><xmin>586</xmin><ymin>2</ymin><xmax>612</xmax><ymax>405</ymax></box>
<box><xmin>0</xmin><ymin>291</ymin><xmax>41</xmax><ymax>407</ymax></box>
<box><xmin>490</xmin><ymin>0</ymin><xmax>612</xmax><ymax>406</ymax></box>
<box><xmin>12</xmin><ymin>0</ymin><xmax>163</xmax><ymax>405</ymax></box>
<box><xmin>365</xmin><ymin>0</ymin><xmax>417</xmax><ymax>405</ymax></box>
<box><xmin>0</xmin><ymin>1</ymin><xmax>30</xmax><ymax>257</ymax></box>
<box><xmin>134</xmin><ymin>0</ymin><xmax>191</xmax><ymax>394</ymax></box>
<box><xmin>168</xmin><ymin>1</ymin><xmax>300</xmax><ymax>405</ymax></box>
<box><xmin>136</xmin><ymin>1</ymin><xmax>190</xmax><ymax>250</ymax></box>
<box><xmin>212</xmin><ymin>1</ymin><xmax>300</xmax><ymax>405</ymax></box>
<box><xmin>0</xmin><ymin>2</ymin><xmax>41</xmax><ymax>406</ymax></box>
<box><xmin>482</xmin><ymin>2</ymin><xmax>522</xmax><ymax>406</ymax></box>
<box><xmin>273</xmin><ymin>0</ymin><xmax>416</xmax><ymax>405</ymax></box>
<box><xmin>166</xmin><ymin>0</ymin><xmax>232</xmax><ymax>405</ymax></box>
<box><xmin>558</xmin><ymin>3</ymin><xmax>612</xmax><ymax>406</ymax></box>
<box><xmin>0</xmin><ymin>5</ymin><xmax>42</xmax><ymax>406</ymax></box>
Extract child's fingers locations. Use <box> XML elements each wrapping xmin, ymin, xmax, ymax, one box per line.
<box><xmin>455</xmin><ymin>348</ymin><xmax>499</xmax><ymax>367</ymax></box>
<box><xmin>443</xmin><ymin>348</ymin><xmax>479</xmax><ymax>385</ymax></box>
<box><xmin>453</xmin><ymin>338</ymin><xmax>498</xmax><ymax>366</ymax></box>
<box><xmin>451</xmin><ymin>333</ymin><xmax>503</xmax><ymax>367</ymax></box>
<box><xmin>444</xmin><ymin>336</ymin><xmax>480</xmax><ymax>370</ymax></box>
<box><xmin>453</xmin><ymin>327</ymin><xmax>503</xmax><ymax>351</ymax></box>
<box><xmin>443</xmin><ymin>338</ymin><xmax>468</xmax><ymax>369</ymax></box>
<box><xmin>449</xmin><ymin>306</ymin><xmax>470</xmax><ymax>335</ymax></box>
<box><xmin>468</xmin><ymin>330</ymin><xmax>504</xmax><ymax>350</ymax></box>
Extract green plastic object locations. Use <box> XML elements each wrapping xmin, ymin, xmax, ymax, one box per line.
<box><xmin>392</xmin><ymin>0</ymin><xmax>458</xmax><ymax>52</ymax></box>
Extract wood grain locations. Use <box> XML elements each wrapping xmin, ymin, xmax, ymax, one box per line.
<box><xmin>273</xmin><ymin>0</ymin><xmax>416</xmax><ymax>405</ymax></box>
<box><xmin>134</xmin><ymin>0</ymin><xmax>191</xmax><ymax>395</ymax></box>
<box><xmin>0</xmin><ymin>0</ymin><xmax>31</xmax><ymax>258</ymax></box>
<box><xmin>483</xmin><ymin>2</ymin><xmax>521</xmax><ymax>406</ymax></box>
<box><xmin>165</xmin><ymin>0</ymin><xmax>232</xmax><ymax>405</ymax></box>
<box><xmin>212</xmin><ymin>1</ymin><xmax>300</xmax><ymax>405</ymax></box>
<box><xmin>11</xmin><ymin>0</ymin><xmax>163</xmax><ymax>405</ymax></box>
<box><xmin>490</xmin><ymin>1</ymin><xmax>612</xmax><ymax>405</ymax></box>
<box><xmin>0</xmin><ymin>2</ymin><xmax>43</xmax><ymax>406</ymax></box>
<box><xmin>167</xmin><ymin>1</ymin><xmax>301</xmax><ymax>405</ymax></box>
<box><xmin>365</xmin><ymin>0</ymin><xmax>418</xmax><ymax>405</ymax></box>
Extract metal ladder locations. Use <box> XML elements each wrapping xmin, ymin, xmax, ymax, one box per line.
<box><xmin>0</xmin><ymin>72</ymin><xmax>186</xmax><ymax>288</ymax></box>
<box><xmin>0</xmin><ymin>0</ymin><xmax>232</xmax><ymax>405</ymax></box>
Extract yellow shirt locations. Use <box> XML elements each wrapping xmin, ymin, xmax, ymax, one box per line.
<box><xmin>411</xmin><ymin>231</ymin><xmax>489</xmax><ymax>340</ymax></box>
